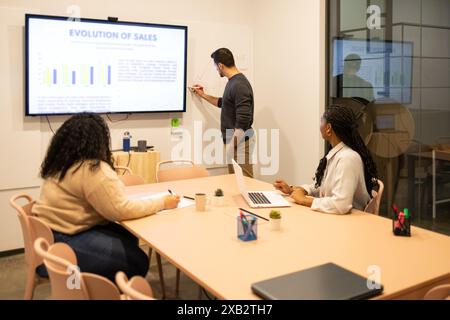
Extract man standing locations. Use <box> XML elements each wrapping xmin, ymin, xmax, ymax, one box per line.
<box><xmin>193</xmin><ymin>48</ymin><xmax>254</xmax><ymax>177</ymax></box>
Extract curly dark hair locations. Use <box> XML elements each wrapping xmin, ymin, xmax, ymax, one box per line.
<box><xmin>40</xmin><ymin>113</ymin><xmax>114</xmax><ymax>181</ymax></box>
<box><xmin>314</xmin><ymin>105</ymin><xmax>378</xmax><ymax>195</ymax></box>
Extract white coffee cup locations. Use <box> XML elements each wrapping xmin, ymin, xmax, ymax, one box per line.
<box><xmin>195</xmin><ymin>193</ymin><xmax>211</xmax><ymax>211</ymax></box>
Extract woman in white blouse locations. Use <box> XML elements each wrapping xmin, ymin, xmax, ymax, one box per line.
<box><xmin>274</xmin><ymin>105</ymin><xmax>378</xmax><ymax>214</ymax></box>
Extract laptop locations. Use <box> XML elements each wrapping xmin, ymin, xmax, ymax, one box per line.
<box><xmin>251</xmin><ymin>263</ymin><xmax>384</xmax><ymax>300</ymax></box>
<box><xmin>232</xmin><ymin>159</ymin><xmax>291</xmax><ymax>208</ymax></box>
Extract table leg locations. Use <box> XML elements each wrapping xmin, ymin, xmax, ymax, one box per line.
<box><xmin>176</xmin><ymin>269</ymin><xmax>181</xmax><ymax>297</ymax></box>
<box><xmin>156</xmin><ymin>252</ymin><xmax>166</xmax><ymax>299</ymax></box>
<box><xmin>387</xmin><ymin>159</ymin><xmax>393</xmax><ymax>214</ymax></box>
<box><xmin>432</xmin><ymin>150</ymin><xmax>436</xmax><ymax>220</ymax></box>
<box><xmin>407</xmin><ymin>155</ymin><xmax>416</xmax><ymax>217</ymax></box>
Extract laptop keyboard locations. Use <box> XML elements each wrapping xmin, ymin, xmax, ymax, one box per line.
<box><xmin>249</xmin><ymin>192</ymin><xmax>271</xmax><ymax>205</ymax></box>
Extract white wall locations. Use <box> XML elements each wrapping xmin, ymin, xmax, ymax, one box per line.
<box><xmin>0</xmin><ymin>0</ymin><xmax>326</xmax><ymax>252</ymax></box>
<box><xmin>252</xmin><ymin>0</ymin><xmax>326</xmax><ymax>185</ymax></box>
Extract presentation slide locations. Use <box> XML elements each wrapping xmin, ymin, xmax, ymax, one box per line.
<box><xmin>26</xmin><ymin>15</ymin><xmax>187</xmax><ymax>115</ymax></box>
<box><xmin>332</xmin><ymin>38</ymin><xmax>413</xmax><ymax>104</ymax></box>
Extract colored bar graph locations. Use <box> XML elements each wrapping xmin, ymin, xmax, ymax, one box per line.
<box><xmin>83</xmin><ymin>66</ymin><xmax>88</xmax><ymax>85</ymax></box>
<box><xmin>90</xmin><ymin>66</ymin><xmax>94</xmax><ymax>85</ymax></box>
<box><xmin>44</xmin><ymin>67</ymin><xmax>50</xmax><ymax>85</ymax></box>
<box><xmin>101</xmin><ymin>66</ymin><xmax>105</xmax><ymax>84</ymax></box>
<box><xmin>43</xmin><ymin>64</ymin><xmax>111</xmax><ymax>86</ymax></box>
<box><xmin>63</xmin><ymin>65</ymin><xmax>69</xmax><ymax>85</ymax></box>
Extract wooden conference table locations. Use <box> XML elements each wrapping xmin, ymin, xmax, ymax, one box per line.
<box><xmin>122</xmin><ymin>175</ymin><xmax>450</xmax><ymax>300</ymax></box>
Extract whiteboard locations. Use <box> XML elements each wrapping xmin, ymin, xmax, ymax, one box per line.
<box><xmin>176</xmin><ymin>19</ymin><xmax>254</xmax><ymax>163</ymax></box>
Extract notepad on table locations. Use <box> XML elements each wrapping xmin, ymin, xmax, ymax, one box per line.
<box><xmin>128</xmin><ymin>192</ymin><xmax>195</xmax><ymax>214</ymax></box>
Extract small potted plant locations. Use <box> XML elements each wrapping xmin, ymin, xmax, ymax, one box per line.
<box><xmin>212</xmin><ymin>188</ymin><xmax>225</xmax><ymax>206</ymax></box>
<box><xmin>269</xmin><ymin>210</ymin><xmax>282</xmax><ymax>231</ymax></box>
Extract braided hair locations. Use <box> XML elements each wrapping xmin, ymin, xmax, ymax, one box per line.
<box><xmin>314</xmin><ymin>105</ymin><xmax>378</xmax><ymax>195</ymax></box>
<box><xmin>40</xmin><ymin>113</ymin><xmax>114</xmax><ymax>181</ymax></box>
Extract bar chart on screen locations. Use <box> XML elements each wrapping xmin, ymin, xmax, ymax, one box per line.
<box><xmin>41</xmin><ymin>64</ymin><xmax>112</xmax><ymax>87</ymax></box>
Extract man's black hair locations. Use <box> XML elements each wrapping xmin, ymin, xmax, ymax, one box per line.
<box><xmin>211</xmin><ymin>48</ymin><xmax>235</xmax><ymax>67</ymax></box>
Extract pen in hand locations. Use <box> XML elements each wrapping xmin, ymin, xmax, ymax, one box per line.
<box><xmin>168</xmin><ymin>189</ymin><xmax>180</xmax><ymax>197</ymax></box>
<box><xmin>168</xmin><ymin>189</ymin><xmax>180</xmax><ymax>200</ymax></box>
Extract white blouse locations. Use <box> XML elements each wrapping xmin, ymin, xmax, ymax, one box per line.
<box><xmin>301</xmin><ymin>142</ymin><xmax>371</xmax><ymax>214</ymax></box>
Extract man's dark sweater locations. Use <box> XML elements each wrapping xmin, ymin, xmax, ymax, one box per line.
<box><xmin>217</xmin><ymin>73</ymin><xmax>254</xmax><ymax>144</ymax></box>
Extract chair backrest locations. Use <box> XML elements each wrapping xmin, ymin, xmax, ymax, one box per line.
<box><xmin>34</xmin><ymin>237</ymin><xmax>86</xmax><ymax>300</ymax></box>
<box><xmin>424</xmin><ymin>284</ymin><xmax>450</xmax><ymax>300</ymax></box>
<box><xmin>156</xmin><ymin>160</ymin><xmax>209</xmax><ymax>182</ymax></box>
<box><xmin>9</xmin><ymin>194</ymin><xmax>54</xmax><ymax>268</ymax></box>
<box><xmin>364</xmin><ymin>179</ymin><xmax>384</xmax><ymax>215</ymax></box>
<box><xmin>115</xmin><ymin>271</ymin><xmax>154</xmax><ymax>300</ymax></box>
<box><xmin>115</xmin><ymin>166</ymin><xmax>133</xmax><ymax>175</ymax></box>
<box><xmin>115</xmin><ymin>166</ymin><xmax>145</xmax><ymax>186</ymax></box>
<box><xmin>118</xmin><ymin>174</ymin><xmax>146</xmax><ymax>186</ymax></box>
<box><xmin>34</xmin><ymin>238</ymin><xmax>121</xmax><ymax>300</ymax></box>
<box><xmin>83</xmin><ymin>273</ymin><xmax>122</xmax><ymax>300</ymax></box>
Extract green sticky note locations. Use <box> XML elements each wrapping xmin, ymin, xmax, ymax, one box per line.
<box><xmin>171</xmin><ymin>118</ymin><xmax>180</xmax><ymax>128</ymax></box>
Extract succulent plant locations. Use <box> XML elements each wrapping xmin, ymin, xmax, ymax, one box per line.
<box><xmin>269</xmin><ymin>210</ymin><xmax>282</xmax><ymax>219</ymax></box>
<box><xmin>214</xmin><ymin>188</ymin><xmax>224</xmax><ymax>197</ymax></box>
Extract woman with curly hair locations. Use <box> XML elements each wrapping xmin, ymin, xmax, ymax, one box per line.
<box><xmin>274</xmin><ymin>105</ymin><xmax>378</xmax><ymax>214</ymax></box>
<box><xmin>33</xmin><ymin>113</ymin><xmax>180</xmax><ymax>281</ymax></box>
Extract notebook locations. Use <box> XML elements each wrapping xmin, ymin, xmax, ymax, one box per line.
<box><xmin>127</xmin><ymin>192</ymin><xmax>194</xmax><ymax>214</ymax></box>
<box><xmin>251</xmin><ymin>263</ymin><xmax>383</xmax><ymax>300</ymax></box>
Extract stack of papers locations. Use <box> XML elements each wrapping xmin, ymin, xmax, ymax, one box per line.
<box><xmin>128</xmin><ymin>191</ymin><xmax>195</xmax><ymax>214</ymax></box>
